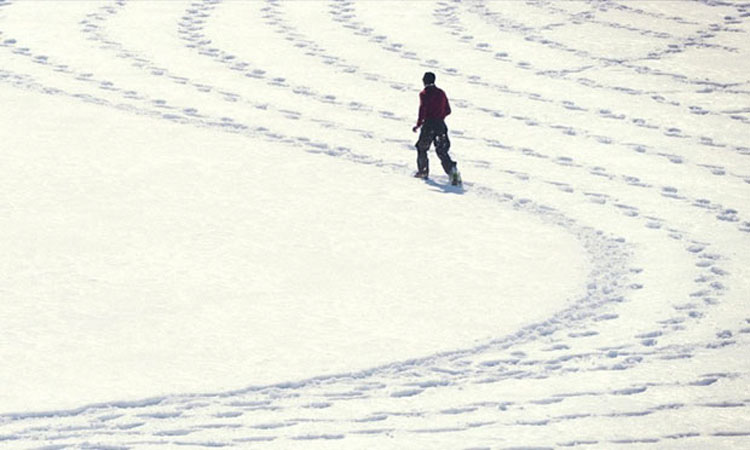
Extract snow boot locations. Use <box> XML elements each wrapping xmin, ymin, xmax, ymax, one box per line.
<box><xmin>450</xmin><ymin>165</ymin><xmax>462</xmax><ymax>186</ymax></box>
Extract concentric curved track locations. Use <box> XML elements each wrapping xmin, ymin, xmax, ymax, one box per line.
<box><xmin>1</xmin><ymin>1</ymin><xmax>749</xmax><ymax>448</ymax></box>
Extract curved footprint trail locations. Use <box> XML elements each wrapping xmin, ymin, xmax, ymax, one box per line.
<box><xmin>1</xmin><ymin>1</ymin><xmax>750</xmax><ymax>449</ymax></box>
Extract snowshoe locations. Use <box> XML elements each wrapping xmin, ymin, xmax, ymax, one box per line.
<box><xmin>450</xmin><ymin>166</ymin><xmax>462</xmax><ymax>186</ymax></box>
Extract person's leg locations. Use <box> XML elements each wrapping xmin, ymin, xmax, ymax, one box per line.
<box><xmin>434</xmin><ymin>130</ymin><xmax>456</xmax><ymax>175</ymax></box>
<box><xmin>415</xmin><ymin>127</ymin><xmax>433</xmax><ymax>175</ymax></box>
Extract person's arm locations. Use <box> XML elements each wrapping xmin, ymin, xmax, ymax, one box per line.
<box><xmin>444</xmin><ymin>93</ymin><xmax>451</xmax><ymax>117</ymax></box>
<box><xmin>413</xmin><ymin>91</ymin><xmax>426</xmax><ymax>132</ymax></box>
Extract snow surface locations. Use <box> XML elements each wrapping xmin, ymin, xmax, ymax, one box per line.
<box><xmin>0</xmin><ymin>0</ymin><xmax>749</xmax><ymax>448</ymax></box>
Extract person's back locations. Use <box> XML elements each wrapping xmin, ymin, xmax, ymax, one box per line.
<box><xmin>418</xmin><ymin>85</ymin><xmax>451</xmax><ymax>126</ymax></box>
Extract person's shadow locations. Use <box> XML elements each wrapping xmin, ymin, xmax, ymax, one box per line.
<box><xmin>424</xmin><ymin>178</ymin><xmax>465</xmax><ymax>194</ymax></box>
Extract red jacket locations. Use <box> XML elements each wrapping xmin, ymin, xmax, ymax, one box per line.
<box><xmin>416</xmin><ymin>85</ymin><xmax>451</xmax><ymax>128</ymax></box>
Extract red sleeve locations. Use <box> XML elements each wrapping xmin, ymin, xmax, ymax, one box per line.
<box><xmin>444</xmin><ymin>92</ymin><xmax>451</xmax><ymax>118</ymax></box>
<box><xmin>417</xmin><ymin>90</ymin><xmax>426</xmax><ymax>127</ymax></box>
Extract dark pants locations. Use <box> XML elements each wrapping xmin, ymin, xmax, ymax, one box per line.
<box><xmin>415</xmin><ymin>119</ymin><xmax>455</xmax><ymax>176</ymax></box>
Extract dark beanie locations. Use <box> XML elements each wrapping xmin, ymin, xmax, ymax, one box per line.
<box><xmin>422</xmin><ymin>72</ymin><xmax>436</xmax><ymax>84</ymax></box>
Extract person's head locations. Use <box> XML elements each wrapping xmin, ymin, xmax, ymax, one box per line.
<box><xmin>422</xmin><ymin>72</ymin><xmax>436</xmax><ymax>86</ymax></box>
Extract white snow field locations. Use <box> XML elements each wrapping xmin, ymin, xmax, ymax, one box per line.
<box><xmin>0</xmin><ymin>0</ymin><xmax>749</xmax><ymax>448</ymax></box>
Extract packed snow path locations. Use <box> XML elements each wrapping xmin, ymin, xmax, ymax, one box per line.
<box><xmin>1</xmin><ymin>0</ymin><xmax>749</xmax><ymax>448</ymax></box>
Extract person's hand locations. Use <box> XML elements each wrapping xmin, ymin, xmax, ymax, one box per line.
<box><xmin>412</xmin><ymin>126</ymin><xmax>419</xmax><ymax>133</ymax></box>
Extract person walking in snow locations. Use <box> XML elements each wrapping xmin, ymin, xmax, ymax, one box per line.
<box><xmin>412</xmin><ymin>72</ymin><xmax>460</xmax><ymax>185</ymax></box>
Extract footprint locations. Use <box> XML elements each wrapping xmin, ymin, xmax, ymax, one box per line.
<box><xmin>585</xmin><ymin>193</ymin><xmax>607</xmax><ymax>204</ymax></box>
<box><xmin>716</xmin><ymin>209</ymin><xmax>739</xmax><ymax>222</ymax></box>
<box><xmin>569</xmin><ymin>330</ymin><xmax>599</xmax><ymax>338</ymax></box>
<box><xmin>612</xmin><ymin>386</ymin><xmax>647</xmax><ymax>395</ymax></box>
<box><xmin>214</xmin><ymin>411</ymin><xmax>243</xmax><ymax>418</ymax></box>
<box><xmin>391</xmin><ymin>389</ymin><xmax>423</xmax><ymax>398</ymax></box>
<box><xmin>594</xmin><ymin>313</ymin><xmax>619</xmax><ymax>321</ymax></box>
<box><xmin>636</xmin><ymin>331</ymin><xmax>662</xmax><ymax>339</ymax></box>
